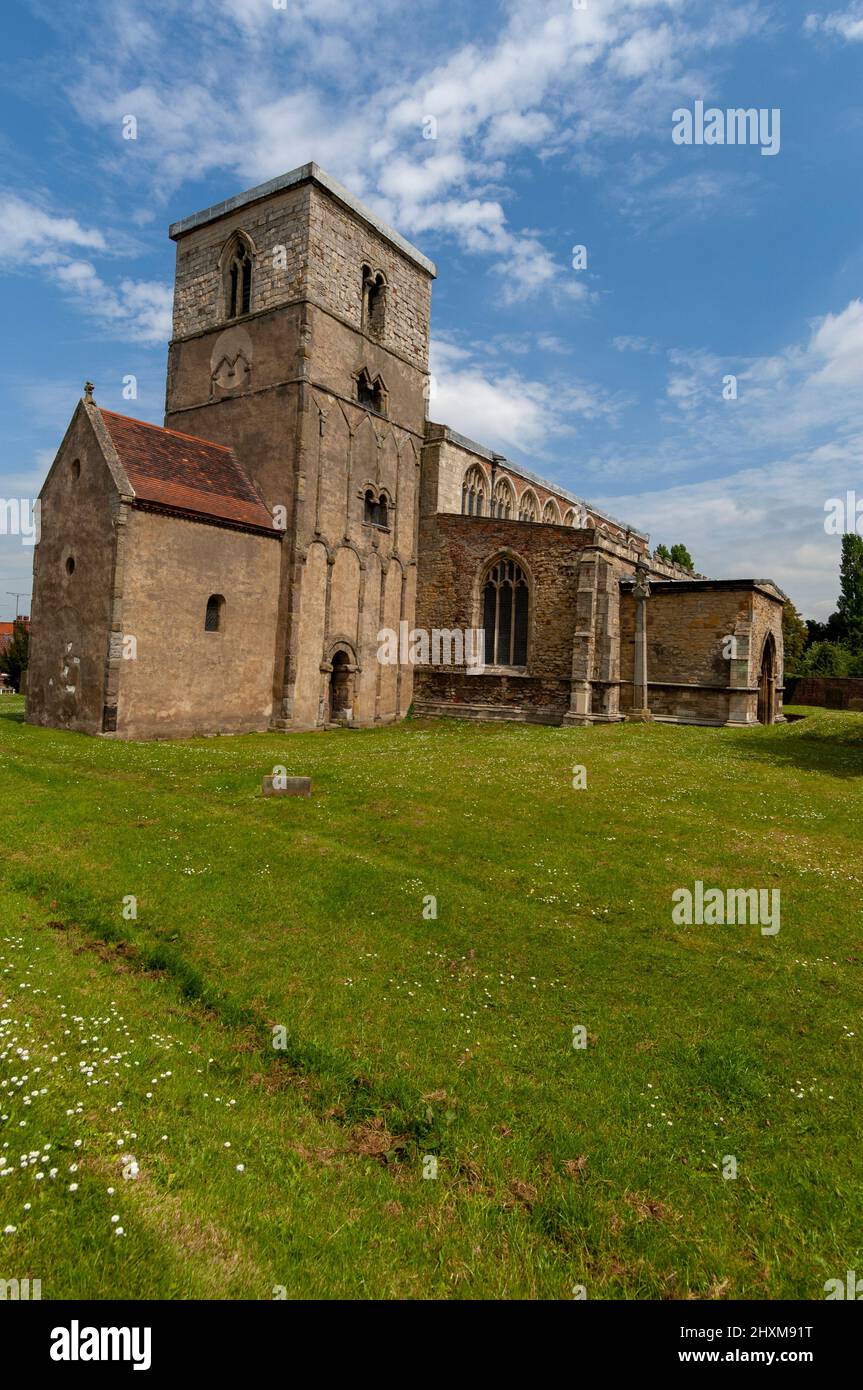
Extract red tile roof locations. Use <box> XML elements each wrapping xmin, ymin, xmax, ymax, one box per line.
<box><xmin>99</xmin><ymin>410</ymin><xmax>277</xmax><ymax>534</ymax></box>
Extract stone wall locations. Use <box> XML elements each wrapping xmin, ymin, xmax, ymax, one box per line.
<box><xmin>422</xmin><ymin>425</ymin><xmax>640</xmax><ymax>546</ymax></box>
<box><xmin>27</xmin><ymin>407</ymin><xmax>119</xmax><ymax>735</ymax></box>
<box><xmin>171</xmin><ymin>183</ymin><xmax>310</xmax><ymax>341</ymax></box>
<box><xmin>620</xmin><ymin>581</ymin><xmax>784</xmax><ymax>725</ymax></box>
<box><xmin>307</xmin><ymin>185</ymin><xmax>431</xmax><ymax>368</ymax></box>
<box><xmin>413</xmin><ymin>511</ymin><xmax>594</xmax><ymax>721</ymax></box>
<box><xmin>114</xmin><ymin>509</ymin><xmax>281</xmax><ymax>739</ymax></box>
<box><xmin>166</xmin><ymin>168</ymin><xmax>434</xmax><ymax>732</ymax></box>
<box><xmin>789</xmin><ymin>675</ymin><xmax>863</xmax><ymax>710</ymax></box>
<box><xmin>170</xmin><ymin>178</ymin><xmax>432</xmax><ymax>370</ymax></box>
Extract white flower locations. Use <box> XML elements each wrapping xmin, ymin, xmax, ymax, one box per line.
<box><xmin>3</xmin><ymin>1225</ymin><xmax>16</xmax><ymax>1234</ymax></box>
<box><xmin>110</xmin><ymin>1214</ymin><xmax>120</xmax><ymax>1223</ymax></box>
<box><xmin>236</xmin><ymin>1164</ymin><xmax>245</xmax><ymax>1172</ymax></box>
<box><xmin>68</xmin><ymin>1183</ymin><xmax>78</xmax><ymax>1192</ymax></box>
<box><xmin>114</xmin><ymin>1227</ymin><xmax>125</xmax><ymax>1236</ymax></box>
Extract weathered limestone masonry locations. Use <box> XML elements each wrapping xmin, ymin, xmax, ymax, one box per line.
<box><xmin>619</xmin><ymin>580</ymin><xmax>786</xmax><ymax>726</ymax></box>
<box><xmin>27</xmin><ymin>161</ymin><xmax>786</xmax><ymax>739</ymax></box>
<box><xmin>27</xmin><ymin>397</ymin><xmax>281</xmax><ymax>739</ymax></box>
<box><xmin>165</xmin><ymin>164</ymin><xmax>435</xmax><ymax>730</ymax></box>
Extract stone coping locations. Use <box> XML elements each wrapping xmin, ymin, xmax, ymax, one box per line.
<box><xmin>168</xmin><ymin>163</ymin><xmax>437</xmax><ymax>277</ymax></box>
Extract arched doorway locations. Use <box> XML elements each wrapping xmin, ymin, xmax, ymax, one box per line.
<box><xmin>757</xmin><ymin>635</ymin><xmax>776</xmax><ymax>725</ymax></box>
<box><xmin>329</xmin><ymin>651</ymin><xmax>352</xmax><ymax>723</ymax></box>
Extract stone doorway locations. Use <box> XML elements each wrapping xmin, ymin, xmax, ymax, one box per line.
<box><xmin>757</xmin><ymin>635</ymin><xmax>776</xmax><ymax>725</ymax></box>
<box><xmin>329</xmin><ymin>651</ymin><xmax>352</xmax><ymax>723</ymax></box>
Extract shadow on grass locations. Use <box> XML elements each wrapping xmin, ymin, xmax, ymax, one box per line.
<box><xmin>731</xmin><ymin>714</ymin><xmax>863</xmax><ymax>780</ymax></box>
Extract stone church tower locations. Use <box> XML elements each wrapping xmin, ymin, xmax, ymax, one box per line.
<box><xmin>163</xmin><ymin>164</ymin><xmax>436</xmax><ymax>729</ymax></box>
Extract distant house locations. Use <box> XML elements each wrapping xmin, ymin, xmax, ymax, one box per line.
<box><xmin>0</xmin><ymin>618</ymin><xmax>29</xmax><ymax>693</ymax></box>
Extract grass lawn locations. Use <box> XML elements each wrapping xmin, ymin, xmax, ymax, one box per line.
<box><xmin>1</xmin><ymin>695</ymin><xmax>861</xmax><ymax>1299</ymax></box>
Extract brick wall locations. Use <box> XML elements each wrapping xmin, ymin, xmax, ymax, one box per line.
<box><xmin>414</xmin><ymin>512</ymin><xmax>593</xmax><ymax>717</ymax></box>
<box><xmin>790</xmin><ymin>675</ymin><xmax>863</xmax><ymax>710</ymax></box>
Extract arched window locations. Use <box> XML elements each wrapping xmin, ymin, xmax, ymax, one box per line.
<box><xmin>363</xmin><ymin>489</ymin><xmax>388</xmax><ymax>528</ymax></box>
<box><xmin>362</xmin><ymin>265</ymin><xmax>387</xmax><ymax>336</ymax></box>
<box><xmin>518</xmin><ymin>489</ymin><xmax>538</xmax><ymax>523</ymax></box>
<box><xmin>492</xmin><ymin>478</ymin><xmax>514</xmax><ymax>519</ymax></box>
<box><xmin>205</xmin><ymin>594</ymin><xmax>225</xmax><ymax>632</ymax></box>
<box><xmin>542</xmin><ymin>498</ymin><xmax>560</xmax><ymax>524</ymax></box>
<box><xmin>461</xmin><ymin>465</ymin><xmax>488</xmax><ymax>516</ymax></box>
<box><xmin>357</xmin><ymin>369</ymin><xmax>386</xmax><ymax>414</ymax></box>
<box><xmin>225</xmin><ymin>236</ymin><xmax>253</xmax><ymax>319</ymax></box>
<box><xmin>482</xmin><ymin>557</ymin><xmax>529</xmax><ymax>667</ymax></box>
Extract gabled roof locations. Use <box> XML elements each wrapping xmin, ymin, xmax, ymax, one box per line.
<box><xmin>98</xmin><ymin>409</ymin><xmax>277</xmax><ymax>535</ymax></box>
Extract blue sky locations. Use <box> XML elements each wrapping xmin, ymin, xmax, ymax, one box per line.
<box><xmin>2</xmin><ymin>0</ymin><xmax>863</xmax><ymax>621</ymax></box>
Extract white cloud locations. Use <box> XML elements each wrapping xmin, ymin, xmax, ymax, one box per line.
<box><xmin>428</xmin><ymin>336</ymin><xmax>618</xmax><ymax>454</ymax></box>
<box><xmin>807</xmin><ymin>298</ymin><xmax>863</xmax><ymax>386</ymax></box>
<box><xmin>0</xmin><ymin>194</ymin><xmax>171</xmax><ymax>344</ymax></box>
<box><xmin>608</xmin><ymin>24</ymin><xmax>675</xmax><ymax>77</ymax></box>
<box><xmin>804</xmin><ymin>6</ymin><xmax>863</xmax><ymax>42</ymax></box>
<box><xmin>599</xmin><ymin>446</ymin><xmax>855</xmax><ymax>617</ymax></box>
<box><xmin>590</xmin><ymin>296</ymin><xmax>863</xmax><ymax>613</ymax></box>
<box><xmin>612</xmin><ymin>334</ymin><xmax>659</xmax><ymax>353</ymax></box>
<box><xmin>0</xmin><ymin>194</ymin><xmax>106</xmax><ymax>257</ymax></box>
<box><xmin>58</xmin><ymin>0</ymin><xmax>771</xmax><ymax>306</ymax></box>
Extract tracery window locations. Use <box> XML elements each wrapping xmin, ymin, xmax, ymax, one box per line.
<box><xmin>461</xmin><ymin>465</ymin><xmax>488</xmax><ymax>516</ymax></box>
<box><xmin>481</xmin><ymin>557</ymin><xmax>529</xmax><ymax>667</ymax></box>
<box><xmin>518</xmin><ymin>490</ymin><xmax>538</xmax><ymax>523</ymax></box>
<box><xmin>492</xmin><ymin>478</ymin><xmax>514</xmax><ymax>519</ymax></box>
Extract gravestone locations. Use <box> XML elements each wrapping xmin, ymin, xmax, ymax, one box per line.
<box><xmin>261</xmin><ymin>774</ymin><xmax>311</xmax><ymax>797</ymax></box>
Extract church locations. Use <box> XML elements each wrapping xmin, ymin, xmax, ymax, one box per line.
<box><xmin>26</xmin><ymin>163</ymin><xmax>785</xmax><ymax>739</ymax></box>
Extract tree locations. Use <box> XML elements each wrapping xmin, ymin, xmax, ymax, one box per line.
<box><xmin>782</xmin><ymin>600</ymin><xmax>808</xmax><ymax>673</ymax></box>
<box><xmin>670</xmin><ymin>543</ymin><xmax>694</xmax><ymax>571</ymax></box>
<box><xmin>0</xmin><ymin>619</ymin><xmax>29</xmax><ymax>693</ymax></box>
<box><xmin>798</xmin><ymin>640</ymin><xmax>852</xmax><ymax>677</ymax></box>
<box><xmin>836</xmin><ymin>533</ymin><xmax>863</xmax><ymax>653</ymax></box>
<box><xmin>655</xmin><ymin>543</ymin><xmax>672</xmax><ymax>562</ymax></box>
